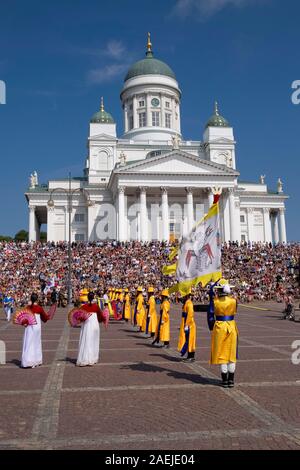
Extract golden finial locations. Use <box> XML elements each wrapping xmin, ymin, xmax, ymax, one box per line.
<box><xmin>214</xmin><ymin>101</ymin><xmax>219</xmax><ymax>115</ymax></box>
<box><xmin>100</xmin><ymin>96</ymin><xmax>104</xmax><ymax>112</ymax></box>
<box><xmin>147</xmin><ymin>32</ymin><xmax>152</xmax><ymax>52</ymax></box>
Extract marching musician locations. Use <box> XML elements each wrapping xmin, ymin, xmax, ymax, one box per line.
<box><xmin>210</xmin><ymin>280</ymin><xmax>238</xmax><ymax>388</ymax></box>
<box><xmin>178</xmin><ymin>288</ymin><xmax>196</xmax><ymax>362</ymax></box>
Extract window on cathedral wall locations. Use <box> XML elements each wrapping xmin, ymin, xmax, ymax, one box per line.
<box><xmin>152</xmin><ymin>111</ymin><xmax>160</xmax><ymax>126</ymax></box>
<box><xmin>129</xmin><ymin>115</ymin><xmax>134</xmax><ymax>130</ymax></box>
<box><xmin>138</xmin><ymin>100</ymin><xmax>145</xmax><ymax>107</ymax></box>
<box><xmin>165</xmin><ymin>113</ymin><xmax>171</xmax><ymax>128</ymax></box>
<box><xmin>75</xmin><ymin>233</ymin><xmax>85</xmax><ymax>241</ymax></box>
<box><xmin>139</xmin><ymin>112</ymin><xmax>146</xmax><ymax>127</ymax></box>
<box><xmin>165</xmin><ymin>101</ymin><xmax>170</xmax><ymax>108</ymax></box>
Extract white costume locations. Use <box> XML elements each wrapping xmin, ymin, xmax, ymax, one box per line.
<box><xmin>21</xmin><ymin>314</ymin><xmax>43</xmax><ymax>368</ymax></box>
<box><xmin>76</xmin><ymin>312</ymin><xmax>100</xmax><ymax>366</ymax></box>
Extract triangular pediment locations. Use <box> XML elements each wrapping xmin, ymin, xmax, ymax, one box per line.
<box><xmin>114</xmin><ymin>150</ymin><xmax>239</xmax><ymax>176</ymax></box>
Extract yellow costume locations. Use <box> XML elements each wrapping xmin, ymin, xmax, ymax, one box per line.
<box><xmin>79</xmin><ymin>288</ymin><xmax>89</xmax><ymax>304</ymax></box>
<box><xmin>178</xmin><ymin>298</ymin><xmax>196</xmax><ymax>356</ymax></box>
<box><xmin>210</xmin><ymin>295</ymin><xmax>238</xmax><ymax>364</ymax></box>
<box><xmin>124</xmin><ymin>289</ymin><xmax>131</xmax><ymax>321</ymax></box>
<box><xmin>147</xmin><ymin>295</ymin><xmax>157</xmax><ymax>335</ymax></box>
<box><xmin>159</xmin><ymin>299</ymin><xmax>170</xmax><ymax>343</ymax></box>
<box><xmin>134</xmin><ymin>288</ymin><xmax>145</xmax><ymax>329</ymax></box>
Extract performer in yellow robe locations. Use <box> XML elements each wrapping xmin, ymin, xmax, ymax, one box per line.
<box><xmin>146</xmin><ymin>287</ymin><xmax>157</xmax><ymax>338</ymax></box>
<box><xmin>178</xmin><ymin>289</ymin><xmax>196</xmax><ymax>362</ymax></box>
<box><xmin>123</xmin><ymin>288</ymin><xmax>131</xmax><ymax>322</ymax></box>
<box><xmin>152</xmin><ymin>289</ymin><xmax>170</xmax><ymax>348</ymax></box>
<box><xmin>210</xmin><ymin>283</ymin><xmax>238</xmax><ymax>388</ymax></box>
<box><xmin>133</xmin><ymin>287</ymin><xmax>145</xmax><ymax>331</ymax></box>
<box><xmin>79</xmin><ymin>288</ymin><xmax>89</xmax><ymax>304</ymax></box>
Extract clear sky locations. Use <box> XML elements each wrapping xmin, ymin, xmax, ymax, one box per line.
<box><xmin>0</xmin><ymin>0</ymin><xmax>299</xmax><ymax>240</ymax></box>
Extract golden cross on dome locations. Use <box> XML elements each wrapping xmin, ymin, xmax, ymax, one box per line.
<box><xmin>147</xmin><ymin>32</ymin><xmax>152</xmax><ymax>52</ymax></box>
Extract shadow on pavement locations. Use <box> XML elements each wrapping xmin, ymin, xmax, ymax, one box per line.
<box><xmin>120</xmin><ymin>360</ymin><xmax>221</xmax><ymax>386</ymax></box>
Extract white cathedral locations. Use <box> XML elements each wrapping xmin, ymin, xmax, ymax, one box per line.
<box><xmin>25</xmin><ymin>34</ymin><xmax>288</xmax><ymax>244</ymax></box>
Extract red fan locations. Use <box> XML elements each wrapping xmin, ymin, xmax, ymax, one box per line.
<box><xmin>47</xmin><ymin>303</ymin><xmax>57</xmax><ymax>320</ymax></box>
<box><xmin>13</xmin><ymin>309</ymin><xmax>37</xmax><ymax>327</ymax></box>
<box><xmin>68</xmin><ymin>308</ymin><xmax>92</xmax><ymax>327</ymax></box>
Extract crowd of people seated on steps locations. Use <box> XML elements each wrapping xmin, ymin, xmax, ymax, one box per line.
<box><xmin>0</xmin><ymin>240</ymin><xmax>299</xmax><ymax>307</ymax></box>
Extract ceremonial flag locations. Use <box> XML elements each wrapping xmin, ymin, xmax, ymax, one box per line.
<box><xmin>168</xmin><ymin>199</ymin><xmax>222</xmax><ymax>295</ymax></box>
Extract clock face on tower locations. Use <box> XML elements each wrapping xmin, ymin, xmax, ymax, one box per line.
<box><xmin>151</xmin><ymin>98</ymin><xmax>160</xmax><ymax>107</ymax></box>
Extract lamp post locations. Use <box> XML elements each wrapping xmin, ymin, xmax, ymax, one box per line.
<box><xmin>47</xmin><ymin>173</ymin><xmax>93</xmax><ymax>306</ymax></box>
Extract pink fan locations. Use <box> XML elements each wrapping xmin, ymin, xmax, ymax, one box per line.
<box><xmin>68</xmin><ymin>308</ymin><xmax>92</xmax><ymax>327</ymax></box>
<box><xmin>13</xmin><ymin>309</ymin><xmax>37</xmax><ymax>327</ymax></box>
<box><xmin>47</xmin><ymin>303</ymin><xmax>57</xmax><ymax>320</ymax></box>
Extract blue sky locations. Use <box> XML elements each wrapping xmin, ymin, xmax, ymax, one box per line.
<box><xmin>0</xmin><ymin>0</ymin><xmax>299</xmax><ymax>240</ymax></box>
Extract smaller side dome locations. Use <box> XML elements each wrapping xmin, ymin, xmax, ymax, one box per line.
<box><xmin>90</xmin><ymin>97</ymin><xmax>115</xmax><ymax>123</ymax></box>
<box><xmin>206</xmin><ymin>101</ymin><xmax>230</xmax><ymax>128</ymax></box>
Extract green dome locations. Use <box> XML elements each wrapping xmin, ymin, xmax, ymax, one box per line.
<box><xmin>124</xmin><ymin>34</ymin><xmax>176</xmax><ymax>81</ymax></box>
<box><xmin>206</xmin><ymin>102</ymin><xmax>230</xmax><ymax>128</ymax></box>
<box><xmin>90</xmin><ymin>98</ymin><xmax>115</xmax><ymax>124</ymax></box>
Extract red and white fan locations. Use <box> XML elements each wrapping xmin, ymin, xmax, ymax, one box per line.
<box><xmin>13</xmin><ymin>309</ymin><xmax>37</xmax><ymax>327</ymax></box>
<box><xmin>68</xmin><ymin>308</ymin><xmax>92</xmax><ymax>327</ymax></box>
<box><xmin>47</xmin><ymin>303</ymin><xmax>57</xmax><ymax>320</ymax></box>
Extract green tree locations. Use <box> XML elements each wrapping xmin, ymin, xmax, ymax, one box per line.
<box><xmin>40</xmin><ymin>231</ymin><xmax>47</xmax><ymax>242</ymax></box>
<box><xmin>0</xmin><ymin>235</ymin><xmax>13</xmax><ymax>241</ymax></box>
<box><xmin>14</xmin><ymin>230</ymin><xmax>29</xmax><ymax>242</ymax></box>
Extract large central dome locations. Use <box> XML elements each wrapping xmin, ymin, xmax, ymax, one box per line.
<box><xmin>124</xmin><ymin>34</ymin><xmax>176</xmax><ymax>82</ymax></box>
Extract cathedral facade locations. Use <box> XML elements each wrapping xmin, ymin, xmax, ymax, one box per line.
<box><xmin>25</xmin><ymin>35</ymin><xmax>288</xmax><ymax>244</ymax></box>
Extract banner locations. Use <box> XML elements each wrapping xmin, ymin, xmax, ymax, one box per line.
<box><xmin>168</xmin><ymin>201</ymin><xmax>222</xmax><ymax>295</ymax></box>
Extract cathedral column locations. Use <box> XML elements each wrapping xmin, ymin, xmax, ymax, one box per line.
<box><xmin>234</xmin><ymin>200</ymin><xmax>241</xmax><ymax>242</ymax></box>
<box><xmin>228</xmin><ymin>188</ymin><xmax>238</xmax><ymax>241</ymax></box>
<box><xmin>29</xmin><ymin>205</ymin><xmax>37</xmax><ymax>242</ymax></box>
<box><xmin>186</xmin><ymin>187</ymin><xmax>194</xmax><ymax>233</ymax></box>
<box><xmin>118</xmin><ymin>187</ymin><xmax>126</xmax><ymax>242</ymax></box>
<box><xmin>222</xmin><ymin>190</ymin><xmax>231</xmax><ymax>241</ymax></box>
<box><xmin>146</xmin><ymin>94</ymin><xmax>151</xmax><ymax>127</ymax></box>
<box><xmin>47</xmin><ymin>205</ymin><xmax>54</xmax><ymax>242</ymax></box>
<box><xmin>271</xmin><ymin>211</ymin><xmax>280</xmax><ymax>244</ymax></box>
<box><xmin>139</xmin><ymin>187</ymin><xmax>148</xmax><ymax>242</ymax></box>
<box><xmin>161</xmin><ymin>187</ymin><xmax>169</xmax><ymax>242</ymax></box>
<box><xmin>87</xmin><ymin>203</ymin><xmax>96</xmax><ymax>242</ymax></box>
<box><xmin>263</xmin><ymin>208</ymin><xmax>272</xmax><ymax>243</ymax></box>
<box><xmin>246</xmin><ymin>208</ymin><xmax>255</xmax><ymax>242</ymax></box>
<box><xmin>207</xmin><ymin>187</ymin><xmax>214</xmax><ymax>209</ymax></box>
<box><xmin>132</xmin><ymin>95</ymin><xmax>138</xmax><ymax>129</ymax></box>
<box><xmin>124</xmin><ymin>101</ymin><xmax>129</xmax><ymax>133</ymax></box>
<box><xmin>278</xmin><ymin>208</ymin><xmax>287</xmax><ymax>243</ymax></box>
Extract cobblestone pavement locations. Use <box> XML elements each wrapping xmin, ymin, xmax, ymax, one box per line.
<box><xmin>0</xmin><ymin>301</ymin><xmax>300</xmax><ymax>450</ymax></box>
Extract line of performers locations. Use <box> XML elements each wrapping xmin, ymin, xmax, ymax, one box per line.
<box><xmin>17</xmin><ymin>279</ymin><xmax>238</xmax><ymax>389</ymax></box>
<box><xmin>92</xmin><ymin>280</ymin><xmax>238</xmax><ymax>388</ymax></box>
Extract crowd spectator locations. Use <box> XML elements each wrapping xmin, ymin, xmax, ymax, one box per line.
<box><xmin>0</xmin><ymin>240</ymin><xmax>299</xmax><ymax>307</ymax></box>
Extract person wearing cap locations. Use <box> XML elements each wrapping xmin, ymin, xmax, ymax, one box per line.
<box><xmin>152</xmin><ymin>289</ymin><xmax>170</xmax><ymax>348</ymax></box>
<box><xmin>210</xmin><ymin>280</ymin><xmax>238</xmax><ymax>388</ymax></box>
<box><xmin>123</xmin><ymin>288</ymin><xmax>131</xmax><ymax>322</ymax></box>
<box><xmin>145</xmin><ymin>287</ymin><xmax>157</xmax><ymax>338</ymax></box>
<box><xmin>133</xmin><ymin>287</ymin><xmax>145</xmax><ymax>331</ymax></box>
<box><xmin>178</xmin><ymin>288</ymin><xmax>196</xmax><ymax>362</ymax></box>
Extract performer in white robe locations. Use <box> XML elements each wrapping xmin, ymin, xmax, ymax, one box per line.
<box><xmin>21</xmin><ymin>293</ymin><xmax>49</xmax><ymax>368</ymax></box>
<box><xmin>76</xmin><ymin>292</ymin><xmax>103</xmax><ymax>366</ymax></box>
